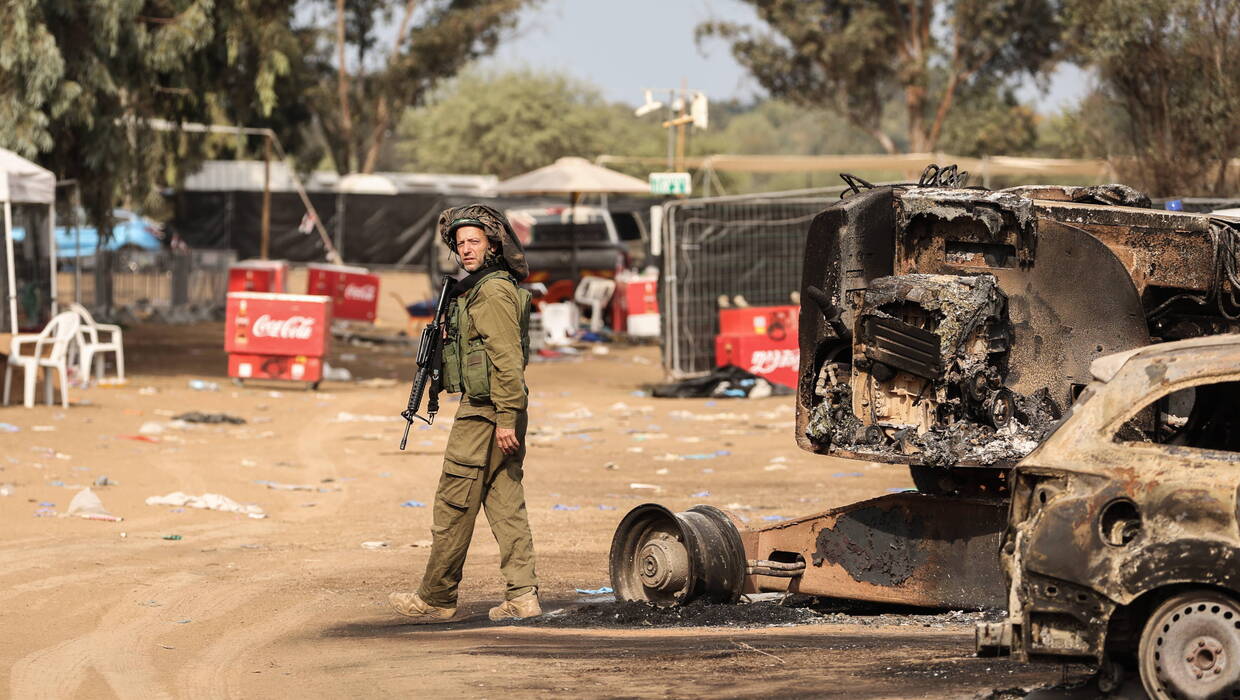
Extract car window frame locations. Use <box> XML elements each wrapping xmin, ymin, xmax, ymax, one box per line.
<box><xmin>1102</xmin><ymin>368</ymin><xmax>1240</xmax><ymax>459</ymax></box>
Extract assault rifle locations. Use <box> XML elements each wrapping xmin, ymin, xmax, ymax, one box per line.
<box><xmin>399</xmin><ymin>276</ymin><xmax>454</xmax><ymax>449</ymax></box>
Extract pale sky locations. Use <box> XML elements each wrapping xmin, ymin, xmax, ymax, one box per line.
<box><xmin>481</xmin><ymin>0</ymin><xmax>1091</xmax><ymax>113</ymax></box>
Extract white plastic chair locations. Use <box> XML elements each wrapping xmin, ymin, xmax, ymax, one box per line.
<box><xmin>70</xmin><ymin>303</ymin><xmax>125</xmax><ymax>383</ymax></box>
<box><xmin>540</xmin><ymin>302</ymin><xmax>578</xmax><ymax>346</ymax></box>
<box><xmin>573</xmin><ymin>276</ymin><xmax>616</xmax><ymax>333</ymax></box>
<box><xmin>4</xmin><ymin>311</ymin><xmax>82</xmax><ymax>408</ymax></box>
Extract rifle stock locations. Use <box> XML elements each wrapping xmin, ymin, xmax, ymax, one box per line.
<box><xmin>399</xmin><ymin>277</ymin><xmax>454</xmax><ymax>449</ymax></box>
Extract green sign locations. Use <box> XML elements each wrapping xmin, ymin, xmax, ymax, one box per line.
<box><xmin>649</xmin><ymin>172</ymin><xmax>692</xmax><ymax>196</ymax></box>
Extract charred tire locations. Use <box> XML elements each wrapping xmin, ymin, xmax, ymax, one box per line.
<box><xmin>609</xmin><ymin>503</ymin><xmax>746</xmax><ymax>606</ymax></box>
<box><xmin>1138</xmin><ymin>589</ymin><xmax>1240</xmax><ymax>699</ymax></box>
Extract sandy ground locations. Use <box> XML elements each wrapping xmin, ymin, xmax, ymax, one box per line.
<box><xmin>0</xmin><ymin>323</ymin><xmax>1094</xmax><ymax>698</ymax></box>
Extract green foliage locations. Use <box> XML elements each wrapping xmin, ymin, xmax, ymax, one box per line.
<box><xmin>1061</xmin><ymin>0</ymin><xmax>1240</xmax><ymax>196</ymax></box>
<box><xmin>938</xmin><ymin>84</ymin><xmax>1038</xmax><ymax>158</ymax></box>
<box><xmin>396</xmin><ymin>69</ymin><xmax>664</xmax><ymax>178</ymax></box>
<box><xmin>698</xmin><ymin>0</ymin><xmax>1062</xmax><ymax>154</ymax></box>
<box><xmin>0</xmin><ymin>0</ymin><xmax>298</xmax><ymax>233</ymax></box>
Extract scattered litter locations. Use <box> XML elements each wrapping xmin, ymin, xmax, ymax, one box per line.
<box><xmin>145</xmin><ymin>492</ymin><xmax>266</xmax><ymax>518</ymax></box>
<box><xmin>702</xmin><ymin>468</ymin><xmax>714</xmax><ymax>474</ymax></box>
<box><xmin>66</xmin><ymin>488</ymin><xmax>122</xmax><ymax>521</ymax></box>
<box><xmin>321</xmin><ymin>363</ymin><xmax>353</xmax><ymax>382</ymax></box>
<box><xmin>410</xmin><ymin>539</ymin><xmax>433</xmax><ymax>548</ymax></box>
<box><xmin>647</xmin><ymin>365</ymin><xmax>793</xmax><ymax>399</ymax></box>
<box><xmin>626</xmin><ymin>447</ymin><xmax>643</xmax><ymax>454</ymax></box>
<box><xmin>330</xmin><ymin>412</ymin><xmax>400</xmax><ymax>423</ymax></box>
<box><xmin>552</xmin><ymin>504</ymin><xmax>580</xmax><ymax>511</ymax></box>
<box><xmin>39</xmin><ymin>501</ymin><xmax>55</xmax><ymax>507</ymax></box>
<box><xmin>603</xmin><ymin>462</ymin><xmax>619</xmax><ymax>470</ymax></box>
<box><xmin>691</xmin><ymin>491</ymin><xmax>710</xmax><ymax>498</ymax></box>
<box><xmin>187</xmin><ymin>380</ymin><xmax>219</xmax><ymax>391</ymax></box>
<box><xmin>0</xmin><ymin>423</ymin><xmax>19</xmax><ymax>432</ymax></box>
<box><xmin>31</xmin><ymin>425</ymin><xmax>54</xmax><ymax>432</ymax></box>
<box><xmin>159</xmin><ymin>645</ymin><xmax>175</xmax><ymax>650</ymax></box>
<box><xmin>139</xmin><ymin>386</ymin><xmax>158</xmax><ymax>395</ymax></box>
<box><xmin>575</xmin><ymin>586</ymin><xmax>614</xmax><ymax>595</ymax></box>
<box><xmin>551</xmin><ymin>406</ymin><xmax>593</xmax><ymax>420</ymax></box>
<box><xmin>174</xmin><ymin>412</ymin><xmax>246</xmax><ymax>425</ymax></box>
<box><xmin>267</xmin><ymin>391</ymin><xmax>283</xmax><ymax>398</ymax></box>
<box><xmin>162</xmin><ymin>534</ymin><xmax>182</xmax><ymax>541</ymax></box>
<box><xmin>255</xmin><ymin>480</ymin><xmax>324</xmax><ymax>492</ymax></box>
<box><xmin>0</xmin><ymin>484</ymin><xmax>12</xmax><ymax>497</ymax></box>
<box><xmin>770</xmin><ymin>456</ymin><xmax>788</xmax><ymax>463</ymax></box>
<box><xmin>598</xmin><ymin>505</ymin><xmax>616</xmax><ymax>511</ymax></box>
<box><xmin>361</xmin><ymin>541</ymin><xmax>388</xmax><ymax>550</ymax></box>
<box><xmin>763</xmin><ymin>464</ymin><xmax>788</xmax><ymax>471</ymax></box>
<box><xmin>379</xmin><ymin>472</ymin><xmax>392</xmax><ymax>478</ymax></box>
<box><xmin>655</xmin><ymin>468</ymin><xmax>670</xmax><ymax>475</ymax></box>
<box><xmin>138</xmin><ymin>422</ymin><xmax>166</xmax><ymax>435</ymax></box>
<box><xmin>34</xmin><ymin>507</ymin><xmax>57</xmax><ymax>517</ymax></box>
<box><xmin>400</xmin><ymin>500</ymin><xmax>426</xmax><ymax>508</ymax></box>
<box><xmin>49</xmin><ymin>480</ymin><xmax>64</xmax><ymax>487</ymax></box>
<box><xmin>174</xmin><ymin>619</ymin><xmax>191</xmax><ymax>624</ymax></box>
<box><xmin>761</xmin><ymin>515</ymin><xmax>788</xmax><ymax>522</ymax></box>
<box><xmin>629</xmin><ymin>483</ymin><xmax>662</xmax><ymax>492</ymax></box>
<box><xmin>241</xmin><ymin>459</ymin><xmax>257</xmax><ymax>467</ymax></box>
<box><xmin>339</xmin><ymin>353</ymin><xmax>358</xmax><ymax>361</ymax></box>
<box><xmin>832</xmin><ymin>472</ymin><xmax>863</xmax><ymax>478</ymax></box>
<box><xmin>119</xmin><ymin>435</ymin><xmax>160</xmax><ymax>443</ymax></box>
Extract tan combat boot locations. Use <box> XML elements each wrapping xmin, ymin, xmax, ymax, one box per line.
<box><xmin>388</xmin><ymin>592</ymin><xmax>456</xmax><ymax>621</ymax></box>
<box><xmin>488</xmin><ymin>590</ymin><xmax>541</xmax><ymax>621</ymax></box>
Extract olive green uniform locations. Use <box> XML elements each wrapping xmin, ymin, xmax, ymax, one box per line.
<box><xmin>416</xmin><ymin>270</ymin><xmax>537</xmax><ymax>607</ymax></box>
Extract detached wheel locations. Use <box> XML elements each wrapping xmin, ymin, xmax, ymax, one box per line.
<box><xmin>609</xmin><ymin>503</ymin><xmax>745</xmax><ymax>606</ymax></box>
<box><xmin>1139</xmin><ymin>589</ymin><xmax>1240</xmax><ymax>699</ymax></box>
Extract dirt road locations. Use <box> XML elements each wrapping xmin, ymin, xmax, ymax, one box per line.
<box><xmin>0</xmin><ymin>324</ymin><xmax>1091</xmax><ymax>698</ymax></box>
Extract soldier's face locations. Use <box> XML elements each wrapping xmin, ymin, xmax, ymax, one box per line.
<box><xmin>455</xmin><ymin>227</ymin><xmax>489</xmax><ymax>272</ymax></box>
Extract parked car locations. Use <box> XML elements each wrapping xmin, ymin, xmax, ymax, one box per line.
<box><xmin>977</xmin><ymin>334</ymin><xmax>1240</xmax><ymax>698</ymax></box>
<box><xmin>11</xmin><ymin>208</ymin><xmax>164</xmax><ymax>259</ymax></box>
<box><xmin>505</xmin><ymin>205</ymin><xmax>642</xmax><ymax>284</ymax></box>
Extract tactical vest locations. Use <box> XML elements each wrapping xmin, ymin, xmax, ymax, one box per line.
<box><xmin>441</xmin><ymin>270</ymin><xmax>532</xmax><ymax>398</ymax></box>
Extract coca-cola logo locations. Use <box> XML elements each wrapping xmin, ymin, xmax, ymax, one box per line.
<box><xmin>749</xmin><ymin>348</ymin><xmax>799</xmax><ymax>374</ymax></box>
<box><xmin>252</xmin><ymin>314</ymin><xmax>316</xmax><ymax>339</ymax></box>
<box><xmin>343</xmin><ymin>283</ymin><xmax>376</xmax><ymax>302</ymax></box>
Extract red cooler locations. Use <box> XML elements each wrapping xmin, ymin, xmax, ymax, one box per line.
<box><xmin>228</xmin><ymin>260</ymin><xmax>288</xmax><ymax>293</ymax></box>
<box><xmin>715</xmin><ymin>305</ymin><xmax>800</xmax><ymax>389</ymax></box>
<box><xmin>225</xmin><ymin>292</ymin><xmax>332</xmax><ymax>386</ymax></box>
<box><xmin>306</xmin><ymin>263</ymin><xmax>380</xmax><ymax>322</ymax></box>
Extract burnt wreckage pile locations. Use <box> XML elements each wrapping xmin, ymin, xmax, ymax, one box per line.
<box><xmin>796</xmin><ymin>182</ymin><xmax>1240</xmax><ymax>470</ymax></box>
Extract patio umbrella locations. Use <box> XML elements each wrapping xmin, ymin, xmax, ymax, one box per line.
<box><xmin>496</xmin><ymin>157</ymin><xmax>649</xmax><ymax>282</ymax></box>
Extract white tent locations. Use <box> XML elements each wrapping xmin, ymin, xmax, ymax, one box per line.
<box><xmin>1</xmin><ymin>148</ymin><xmax>57</xmax><ymax>333</ymax></box>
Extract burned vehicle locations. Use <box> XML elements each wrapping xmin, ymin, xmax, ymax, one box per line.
<box><xmin>976</xmin><ymin>335</ymin><xmax>1240</xmax><ymax>699</ymax></box>
<box><xmin>611</xmin><ymin>177</ymin><xmax>1240</xmax><ymax>614</ymax></box>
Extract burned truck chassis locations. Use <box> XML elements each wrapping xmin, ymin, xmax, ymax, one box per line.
<box><xmin>611</xmin><ymin>179</ymin><xmax>1240</xmax><ymax>617</ymax></box>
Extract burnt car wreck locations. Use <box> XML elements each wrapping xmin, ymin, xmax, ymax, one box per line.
<box><xmin>610</xmin><ymin>177</ymin><xmax>1240</xmax><ymax>636</ymax></box>
<box><xmin>977</xmin><ymin>336</ymin><xmax>1240</xmax><ymax>698</ymax></box>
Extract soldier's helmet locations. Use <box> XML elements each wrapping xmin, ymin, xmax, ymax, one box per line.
<box><xmin>438</xmin><ymin>204</ymin><xmax>529</xmax><ymax>281</ymax></box>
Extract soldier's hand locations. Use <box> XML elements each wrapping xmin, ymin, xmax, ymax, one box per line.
<box><xmin>496</xmin><ymin>427</ymin><xmax>520</xmax><ymax>455</ymax></box>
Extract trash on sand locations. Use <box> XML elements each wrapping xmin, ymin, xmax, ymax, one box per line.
<box><xmin>763</xmin><ymin>464</ymin><xmax>788</xmax><ymax>471</ymax></box>
<box><xmin>552</xmin><ymin>504</ymin><xmax>580</xmax><ymax>511</ymax></box>
<box><xmin>174</xmin><ymin>619</ymin><xmax>191</xmax><ymax>624</ymax></box>
<box><xmin>628</xmin><ymin>483</ymin><xmax>662</xmax><ymax>492</ymax></box>
<box><xmin>138</xmin><ymin>421</ymin><xmax>166</xmax><ymax>435</ymax></box>
<box><xmin>31</xmin><ymin>425</ymin><xmax>54</xmax><ymax>432</ymax></box>
<box><xmin>188</xmin><ymin>380</ymin><xmax>219</xmax><ymax>391</ymax></box>
<box><xmin>655</xmin><ymin>467</ymin><xmax>669</xmax><ymax>475</ymax></box>
<box><xmin>240</xmin><ymin>459</ymin><xmax>258</xmax><ymax>468</ymax></box>
<box><xmin>139</xmin><ymin>386</ymin><xmax>158</xmax><ymax>395</ymax></box>
<box><xmin>330</xmin><ymin>412</ymin><xmax>401</xmax><ymax>423</ymax></box>
<box><xmin>598</xmin><ymin>504</ymin><xmax>616</xmax><ymax>511</ymax></box>
<box><xmin>832</xmin><ymin>472</ymin><xmax>863</xmax><ymax>478</ymax></box>
<box><xmin>67</xmin><ymin>488</ymin><xmax>122</xmax><ymax>521</ymax></box>
<box><xmin>646</xmin><ymin>365</ymin><xmax>793</xmax><ymax>399</ymax></box>
<box><xmin>0</xmin><ymin>484</ymin><xmax>12</xmax><ymax>497</ymax></box>
<box><xmin>321</xmin><ymin>363</ymin><xmax>353</xmax><ymax>382</ymax></box>
<box><xmin>361</xmin><ymin>541</ymin><xmax>388</xmax><ymax>550</ymax></box>
<box><xmin>94</xmin><ymin>476</ymin><xmax>115</xmax><ymax>487</ymax></box>
<box><xmin>174</xmin><ymin>412</ymin><xmax>246</xmax><ymax>425</ymax></box>
<box><xmin>551</xmin><ymin>406</ymin><xmax>593</xmax><ymax>420</ymax></box>
<box><xmin>626</xmin><ymin>447</ymin><xmax>643</xmax><ymax>454</ymax></box>
<box><xmin>761</xmin><ymin>515</ymin><xmax>788</xmax><ymax>522</ymax></box>
<box><xmin>0</xmin><ymin>423</ymin><xmax>18</xmax><ymax>432</ymax></box>
<box><xmin>410</xmin><ymin>539</ymin><xmax>433</xmax><ymax>548</ymax></box>
<box><xmin>145</xmin><ymin>492</ymin><xmax>266</xmax><ymax>518</ymax></box>
<box><xmin>255</xmin><ymin>480</ymin><xmax>324</xmax><ymax>492</ymax></box>
<box><xmin>34</xmin><ymin>507</ymin><xmax>57</xmax><ymax>517</ymax></box>
<box><xmin>163</xmin><ymin>534</ymin><xmax>182</xmax><ymax>541</ymax></box>
<box><xmin>575</xmin><ymin>586</ymin><xmax>614</xmax><ymax>595</ymax></box>
<box><xmin>691</xmin><ymin>491</ymin><xmax>710</xmax><ymax>498</ymax></box>
<box><xmin>49</xmin><ymin>480</ymin><xmax>64</xmax><ymax>487</ymax></box>
<box><xmin>603</xmin><ymin>461</ymin><xmax>619</xmax><ymax>470</ymax></box>
<box><xmin>119</xmin><ymin>435</ymin><xmax>160</xmax><ymax>443</ymax></box>
<box><xmin>400</xmin><ymin>500</ymin><xmax>426</xmax><ymax>507</ymax></box>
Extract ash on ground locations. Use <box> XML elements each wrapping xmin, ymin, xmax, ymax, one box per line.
<box><xmin>520</xmin><ymin>596</ymin><xmax>1005</xmax><ymax>630</ymax></box>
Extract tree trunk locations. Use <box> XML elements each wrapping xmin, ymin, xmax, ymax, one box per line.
<box><xmin>869</xmin><ymin>128</ymin><xmax>899</xmax><ymax>155</ymax></box>
<box><xmin>906</xmin><ymin>84</ymin><xmax>928</xmax><ymax>153</ymax></box>
<box><xmin>335</xmin><ymin>0</ymin><xmax>354</xmax><ymax>174</ymax></box>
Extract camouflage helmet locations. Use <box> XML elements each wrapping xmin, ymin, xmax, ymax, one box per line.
<box><xmin>438</xmin><ymin>204</ymin><xmax>529</xmax><ymax>281</ymax></box>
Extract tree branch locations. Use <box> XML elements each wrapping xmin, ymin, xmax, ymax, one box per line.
<box><xmin>361</xmin><ymin>0</ymin><xmax>419</xmax><ymax>174</ymax></box>
<box><xmin>335</xmin><ymin>0</ymin><xmax>353</xmax><ymax>174</ymax></box>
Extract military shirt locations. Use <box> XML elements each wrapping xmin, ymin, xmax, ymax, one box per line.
<box><xmin>455</xmin><ymin>276</ymin><xmax>528</xmax><ymax>429</ymax></box>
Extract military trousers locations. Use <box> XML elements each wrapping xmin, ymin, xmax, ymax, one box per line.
<box><xmin>417</xmin><ymin>409</ymin><xmax>537</xmax><ymax>607</ymax></box>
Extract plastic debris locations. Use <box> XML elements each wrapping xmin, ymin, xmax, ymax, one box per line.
<box><xmin>551</xmin><ymin>406</ymin><xmax>593</xmax><ymax>420</ymax></box>
<box><xmin>831</xmin><ymin>472</ymin><xmax>863</xmax><ymax>478</ymax></box>
<box><xmin>603</xmin><ymin>461</ymin><xmax>619</xmax><ymax>470</ymax></box>
<box><xmin>67</xmin><ymin>488</ymin><xmax>122</xmax><ymax>522</ymax></box>
<box><xmin>361</xmin><ymin>541</ymin><xmax>388</xmax><ymax>550</ymax></box>
<box><xmin>138</xmin><ymin>422</ymin><xmax>166</xmax><ymax>435</ymax></box>
<box><xmin>400</xmin><ymin>500</ymin><xmax>426</xmax><ymax>507</ymax></box>
<box><xmin>628</xmin><ymin>483</ymin><xmax>662</xmax><ymax>492</ymax></box>
<box><xmin>552</xmin><ymin>504</ymin><xmax>580</xmax><ymax>511</ymax></box>
<box><xmin>763</xmin><ymin>464</ymin><xmax>788</xmax><ymax>471</ymax></box>
<box><xmin>321</xmin><ymin>363</ymin><xmax>353</xmax><ymax>382</ymax></box>
<box><xmin>575</xmin><ymin>586</ymin><xmax>614</xmax><ymax>595</ymax></box>
<box><xmin>39</xmin><ymin>501</ymin><xmax>55</xmax><ymax>507</ymax></box>
<box><xmin>598</xmin><ymin>505</ymin><xmax>616</xmax><ymax>511</ymax></box>
<box><xmin>163</xmin><ymin>534</ymin><xmax>182</xmax><ymax>540</ymax></box>
<box><xmin>330</xmin><ymin>412</ymin><xmax>401</xmax><ymax>423</ymax></box>
<box><xmin>31</xmin><ymin>425</ymin><xmax>54</xmax><ymax>432</ymax></box>
<box><xmin>691</xmin><ymin>491</ymin><xmax>710</xmax><ymax>498</ymax></box>
<box><xmin>0</xmin><ymin>423</ymin><xmax>19</xmax><ymax>432</ymax></box>
<box><xmin>0</xmin><ymin>484</ymin><xmax>12</xmax><ymax>497</ymax></box>
<box><xmin>410</xmin><ymin>539</ymin><xmax>433</xmax><ymax>548</ymax></box>
<box><xmin>145</xmin><ymin>492</ymin><xmax>266</xmax><ymax>518</ymax></box>
<box><xmin>761</xmin><ymin>515</ymin><xmax>788</xmax><ymax>522</ymax></box>
<box><xmin>119</xmin><ymin>435</ymin><xmax>160</xmax><ymax>443</ymax></box>
<box><xmin>187</xmin><ymin>380</ymin><xmax>219</xmax><ymax>391</ymax></box>
<box><xmin>174</xmin><ymin>412</ymin><xmax>246</xmax><ymax>425</ymax></box>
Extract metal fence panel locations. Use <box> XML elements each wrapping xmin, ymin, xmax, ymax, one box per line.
<box><xmin>58</xmin><ymin>249</ymin><xmax>236</xmax><ymax>314</ymax></box>
<box><xmin>661</xmin><ymin>187</ymin><xmax>846</xmax><ymax>378</ymax></box>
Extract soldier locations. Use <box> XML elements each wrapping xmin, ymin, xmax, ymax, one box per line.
<box><xmin>389</xmin><ymin>204</ymin><xmax>540</xmax><ymax>622</ymax></box>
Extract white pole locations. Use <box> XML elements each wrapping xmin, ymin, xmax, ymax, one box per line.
<box><xmin>5</xmin><ymin>200</ymin><xmax>16</xmax><ymax>334</ymax></box>
<box><xmin>48</xmin><ymin>202</ymin><xmax>57</xmax><ymax>316</ymax></box>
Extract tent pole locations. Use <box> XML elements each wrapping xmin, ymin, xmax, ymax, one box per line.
<box><xmin>73</xmin><ymin>184</ymin><xmax>81</xmax><ymax>305</ymax></box>
<box><xmin>5</xmin><ymin>200</ymin><xmax>16</xmax><ymax>334</ymax></box>
<box><xmin>261</xmin><ymin>135</ymin><xmax>271</xmax><ymax>259</ymax></box>
<box><xmin>48</xmin><ymin>198</ymin><xmax>57</xmax><ymax>316</ymax></box>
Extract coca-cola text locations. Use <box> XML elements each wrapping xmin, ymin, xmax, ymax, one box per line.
<box><xmin>251</xmin><ymin>314</ymin><xmax>316</xmax><ymax>340</ymax></box>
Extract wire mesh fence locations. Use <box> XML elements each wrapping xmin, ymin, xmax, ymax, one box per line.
<box><xmin>57</xmin><ymin>249</ymin><xmax>236</xmax><ymax>315</ymax></box>
<box><xmin>661</xmin><ymin>186</ymin><xmax>847</xmax><ymax>378</ymax></box>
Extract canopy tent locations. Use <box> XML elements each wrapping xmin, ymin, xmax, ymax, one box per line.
<box><xmin>1</xmin><ymin>148</ymin><xmax>57</xmax><ymax>334</ymax></box>
<box><xmin>496</xmin><ymin>157</ymin><xmax>649</xmax><ymax>280</ymax></box>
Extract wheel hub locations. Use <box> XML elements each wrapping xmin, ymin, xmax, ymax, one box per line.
<box><xmin>1142</xmin><ymin>593</ymin><xmax>1240</xmax><ymax>699</ymax></box>
<box><xmin>637</xmin><ymin>538</ymin><xmax>688</xmax><ymax>592</ymax></box>
<box><xmin>1182</xmin><ymin>636</ymin><xmax>1226</xmax><ymax>677</ymax></box>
